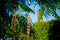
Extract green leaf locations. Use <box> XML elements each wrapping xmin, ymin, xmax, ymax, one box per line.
<box><xmin>20</xmin><ymin>4</ymin><xmax>35</xmax><ymax>13</ymax></box>
<box><xmin>54</xmin><ymin>4</ymin><xmax>60</xmax><ymax>10</ymax></box>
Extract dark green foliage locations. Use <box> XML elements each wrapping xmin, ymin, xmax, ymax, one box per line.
<box><xmin>0</xmin><ymin>0</ymin><xmax>34</xmax><ymax>38</ymax></box>
<box><xmin>49</xmin><ymin>20</ymin><xmax>60</xmax><ymax>40</ymax></box>
<box><xmin>3</xmin><ymin>15</ymin><xmax>27</xmax><ymax>37</ymax></box>
<box><xmin>3</xmin><ymin>15</ymin><xmax>33</xmax><ymax>39</ymax></box>
<box><xmin>0</xmin><ymin>0</ymin><xmax>12</xmax><ymax>38</ymax></box>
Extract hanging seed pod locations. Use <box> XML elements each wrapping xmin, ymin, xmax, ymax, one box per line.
<box><xmin>27</xmin><ymin>14</ymin><xmax>30</xmax><ymax>37</ymax></box>
<box><xmin>12</xmin><ymin>12</ymin><xmax>16</xmax><ymax>30</ymax></box>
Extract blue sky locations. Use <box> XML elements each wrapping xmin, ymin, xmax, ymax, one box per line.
<box><xmin>29</xmin><ymin>4</ymin><xmax>60</xmax><ymax>22</ymax></box>
<box><xmin>16</xmin><ymin>4</ymin><xmax>60</xmax><ymax>23</ymax></box>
